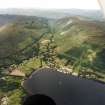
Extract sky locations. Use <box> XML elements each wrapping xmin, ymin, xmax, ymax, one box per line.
<box><xmin>0</xmin><ymin>0</ymin><xmax>100</xmax><ymax>10</ymax></box>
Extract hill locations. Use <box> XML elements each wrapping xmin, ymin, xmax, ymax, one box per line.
<box><xmin>0</xmin><ymin>15</ymin><xmax>105</xmax><ymax>74</ymax></box>
<box><xmin>0</xmin><ymin>14</ymin><xmax>104</xmax><ymax>73</ymax></box>
<box><xmin>0</xmin><ymin>15</ymin><xmax>49</xmax><ymax>67</ymax></box>
<box><xmin>0</xmin><ymin>14</ymin><xmax>105</xmax><ymax>105</ymax></box>
<box><xmin>54</xmin><ymin>16</ymin><xmax>105</xmax><ymax>71</ymax></box>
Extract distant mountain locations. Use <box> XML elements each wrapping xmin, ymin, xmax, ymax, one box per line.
<box><xmin>0</xmin><ymin>15</ymin><xmax>20</xmax><ymax>26</ymax></box>
<box><xmin>0</xmin><ymin>8</ymin><xmax>104</xmax><ymax>20</ymax></box>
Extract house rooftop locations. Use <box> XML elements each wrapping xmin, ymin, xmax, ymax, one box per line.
<box><xmin>9</xmin><ymin>69</ymin><xmax>25</xmax><ymax>77</ymax></box>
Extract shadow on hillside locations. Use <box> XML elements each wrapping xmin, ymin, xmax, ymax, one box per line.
<box><xmin>58</xmin><ymin>44</ymin><xmax>105</xmax><ymax>73</ymax></box>
<box><xmin>0</xmin><ymin>30</ymin><xmax>49</xmax><ymax>69</ymax></box>
<box><xmin>0</xmin><ymin>79</ymin><xmax>20</xmax><ymax>93</ymax></box>
<box><xmin>92</xmin><ymin>48</ymin><xmax>105</xmax><ymax>73</ymax></box>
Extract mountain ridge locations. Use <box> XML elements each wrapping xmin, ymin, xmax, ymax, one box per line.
<box><xmin>0</xmin><ymin>8</ymin><xmax>103</xmax><ymax>20</ymax></box>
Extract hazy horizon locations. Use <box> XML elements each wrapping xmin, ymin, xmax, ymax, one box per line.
<box><xmin>0</xmin><ymin>0</ymin><xmax>100</xmax><ymax>10</ymax></box>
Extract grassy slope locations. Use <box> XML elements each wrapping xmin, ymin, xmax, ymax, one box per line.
<box><xmin>54</xmin><ymin>17</ymin><xmax>105</xmax><ymax>74</ymax></box>
<box><xmin>0</xmin><ymin>15</ymin><xmax>49</xmax><ymax>67</ymax></box>
<box><xmin>0</xmin><ymin>16</ymin><xmax>50</xmax><ymax>105</ymax></box>
<box><xmin>0</xmin><ymin>15</ymin><xmax>105</xmax><ymax>104</ymax></box>
<box><xmin>0</xmin><ymin>15</ymin><xmax>105</xmax><ymax>74</ymax></box>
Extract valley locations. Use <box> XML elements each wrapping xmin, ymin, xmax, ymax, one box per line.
<box><xmin>0</xmin><ymin>13</ymin><xmax>105</xmax><ymax>104</ymax></box>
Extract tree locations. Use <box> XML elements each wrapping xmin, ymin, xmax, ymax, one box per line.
<box><xmin>39</xmin><ymin>33</ymin><xmax>58</xmax><ymax>68</ymax></box>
